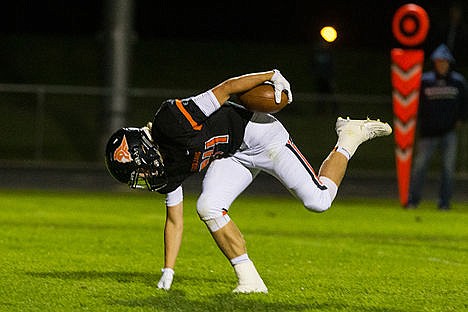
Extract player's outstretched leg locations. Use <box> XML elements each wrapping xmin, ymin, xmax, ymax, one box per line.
<box><xmin>335</xmin><ymin>117</ymin><xmax>392</xmax><ymax>158</ymax></box>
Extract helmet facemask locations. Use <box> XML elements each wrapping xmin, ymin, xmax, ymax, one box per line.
<box><xmin>128</xmin><ymin>129</ymin><xmax>168</xmax><ymax>191</ymax></box>
<box><xmin>105</xmin><ymin>127</ymin><xmax>168</xmax><ymax>192</ymax></box>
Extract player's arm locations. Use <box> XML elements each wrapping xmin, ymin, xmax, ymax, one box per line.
<box><xmin>158</xmin><ymin>187</ymin><xmax>184</xmax><ymax>290</ymax></box>
<box><xmin>163</xmin><ymin>201</ymin><xmax>183</xmax><ymax>268</ymax></box>
<box><xmin>211</xmin><ymin>69</ymin><xmax>292</xmax><ymax>105</ymax></box>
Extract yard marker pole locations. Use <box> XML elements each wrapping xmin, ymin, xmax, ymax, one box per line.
<box><xmin>390</xmin><ymin>4</ymin><xmax>429</xmax><ymax>206</ymax></box>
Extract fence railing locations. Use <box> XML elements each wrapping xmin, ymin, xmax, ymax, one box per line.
<box><xmin>1</xmin><ymin>83</ymin><xmax>466</xmax><ymax>174</ymax></box>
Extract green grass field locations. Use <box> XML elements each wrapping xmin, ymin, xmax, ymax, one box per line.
<box><xmin>0</xmin><ymin>190</ymin><xmax>466</xmax><ymax>311</ymax></box>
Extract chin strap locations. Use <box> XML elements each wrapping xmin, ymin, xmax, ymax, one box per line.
<box><xmin>141</xmin><ymin>123</ymin><xmax>153</xmax><ymax>142</ymax></box>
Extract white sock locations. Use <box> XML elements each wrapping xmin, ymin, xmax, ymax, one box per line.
<box><xmin>335</xmin><ymin>146</ymin><xmax>351</xmax><ymax>160</ymax></box>
<box><xmin>230</xmin><ymin>253</ymin><xmax>250</xmax><ymax>266</ymax></box>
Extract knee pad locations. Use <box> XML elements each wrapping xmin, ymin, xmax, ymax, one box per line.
<box><xmin>197</xmin><ymin>194</ymin><xmax>231</xmax><ymax>232</ymax></box>
<box><xmin>300</xmin><ymin>177</ymin><xmax>337</xmax><ymax>213</ymax></box>
<box><xmin>203</xmin><ymin>214</ymin><xmax>231</xmax><ymax>232</ymax></box>
<box><xmin>302</xmin><ymin>191</ymin><xmax>332</xmax><ymax>213</ymax></box>
<box><xmin>303</xmin><ymin>199</ymin><xmax>331</xmax><ymax>213</ymax></box>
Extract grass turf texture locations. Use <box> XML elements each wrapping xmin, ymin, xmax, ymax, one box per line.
<box><xmin>0</xmin><ymin>190</ymin><xmax>466</xmax><ymax>312</ymax></box>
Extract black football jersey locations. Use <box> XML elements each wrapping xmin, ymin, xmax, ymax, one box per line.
<box><xmin>151</xmin><ymin>97</ymin><xmax>253</xmax><ymax>194</ymax></box>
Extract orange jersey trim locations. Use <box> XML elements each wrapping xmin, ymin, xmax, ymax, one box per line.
<box><xmin>175</xmin><ymin>99</ymin><xmax>203</xmax><ymax>131</ymax></box>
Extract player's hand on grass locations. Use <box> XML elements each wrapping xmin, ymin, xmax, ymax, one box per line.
<box><xmin>271</xmin><ymin>69</ymin><xmax>292</xmax><ymax>104</ymax></box>
<box><xmin>157</xmin><ymin>268</ymin><xmax>174</xmax><ymax>290</ymax></box>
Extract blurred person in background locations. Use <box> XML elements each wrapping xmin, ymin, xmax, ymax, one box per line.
<box><xmin>407</xmin><ymin>44</ymin><xmax>468</xmax><ymax>210</ymax></box>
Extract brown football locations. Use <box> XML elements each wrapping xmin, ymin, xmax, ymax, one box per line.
<box><xmin>237</xmin><ymin>83</ymin><xmax>289</xmax><ymax>113</ymax></box>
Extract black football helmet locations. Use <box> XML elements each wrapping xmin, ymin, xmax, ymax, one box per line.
<box><xmin>105</xmin><ymin>127</ymin><xmax>167</xmax><ymax>191</ymax></box>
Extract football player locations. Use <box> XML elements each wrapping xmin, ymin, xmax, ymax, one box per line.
<box><xmin>105</xmin><ymin>69</ymin><xmax>392</xmax><ymax>293</ymax></box>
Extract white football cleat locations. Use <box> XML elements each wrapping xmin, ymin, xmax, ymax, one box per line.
<box><xmin>233</xmin><ymin>284</ymin><xmax>268</xmax><ymax>294</ymax></box>
<box><xmin>232</xmin><ymin>261</ymin><xmax>268</xmax><ymax>294</ymax></box>
<box><xmin>335</xmin><ymin>117</ymin><xmax>392</xmax><ymax>158</ymax></box>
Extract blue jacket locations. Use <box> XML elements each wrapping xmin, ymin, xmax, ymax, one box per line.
<box><xmin>418</xmin><ymin>70</ymin><xmax>468</xmax><ymax>137</ymax></box>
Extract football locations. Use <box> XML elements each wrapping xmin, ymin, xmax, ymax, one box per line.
<box><xmin>237</xmin><ymin>83</ymin><xmax>289</xmax><ymax>113</ymax></box>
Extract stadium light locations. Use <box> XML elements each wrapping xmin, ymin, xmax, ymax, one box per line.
<box><xmin>320</xmin><ymin>26</ymin><xmax>337</xmax><ymax>43</ymax></box>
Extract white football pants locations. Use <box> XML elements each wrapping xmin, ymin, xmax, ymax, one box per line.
<box><xmin>197</xmin><ymin>113</ymin><xmax>337</xmax><ymax>225</ymax></box>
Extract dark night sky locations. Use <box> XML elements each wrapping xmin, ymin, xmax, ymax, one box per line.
<box><xmin>0</xmin><ymin>1</ymin><xmax>463</xmax><ymax>52</ymax></box>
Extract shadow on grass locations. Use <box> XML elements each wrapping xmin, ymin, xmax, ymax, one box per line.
<box><xmin>27</xmin><ymin>271</ymin><xmax>161</xmax><ymax>287</ymax></box>
<box><xmin>26</xmin><ymin>270</ymin><xmax>221</xmax><ymax>287</ymax></box>
<box><xmin>26</xmin><ymin>271</ymin><xmax>406</xmax><ymax>311</ymax></box>
<box><xmin>111</xmin><ymin>290</ymin><xmax>405</xmax><ymax>312</ymax></box>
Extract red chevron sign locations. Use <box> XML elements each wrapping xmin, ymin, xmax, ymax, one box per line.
<box><xmin>391</xmin><ymin>3</ymin><xmax>429</xmax><ymax>206</ymax></box>
<box><xmin>391</xmin><ymin>49</ymin><xmax>424</xmax><ymax>206</ymax></box>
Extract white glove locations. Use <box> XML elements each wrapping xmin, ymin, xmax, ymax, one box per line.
<box><xmin>271</xmin><ymin>69</ymin><xmax>293</xmax><ymax>104</ymax></box>
<box><xmin>157</xmin><ymin>268</ymin><xmax>174</xmax><ymax>290</ymax></box>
